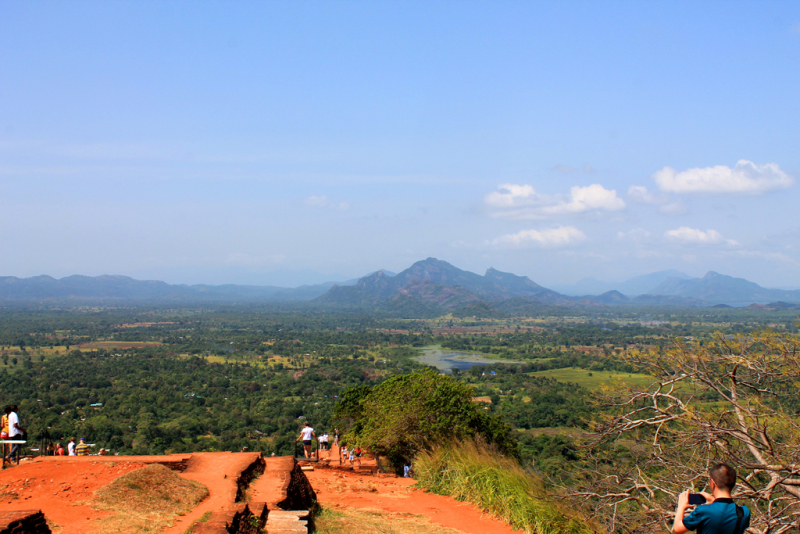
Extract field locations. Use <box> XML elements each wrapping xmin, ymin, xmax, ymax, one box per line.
<box><xmin>78</xmin><ymin>341</ymin><xmax>161</xmax><ymax>350</ymax></box>
<box><xmin>527</xmin><ymin>367</ymin><xmax>654</xmax><ymax>389</ymax></box>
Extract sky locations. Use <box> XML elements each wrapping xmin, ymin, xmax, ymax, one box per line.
<box><xmin>1</xmin><ymin>1</ymin><xmax>799</xmax><ymax>289</ymax></box>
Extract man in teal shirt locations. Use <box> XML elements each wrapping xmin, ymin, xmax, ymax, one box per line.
<box><xmin>673</xmin><ymin>463</ymin><xmax>750</xmax><ymax>534</ymax></box>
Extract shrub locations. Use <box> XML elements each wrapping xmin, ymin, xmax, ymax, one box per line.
<box><xmin>414</xmin><ymin>440</ymin><xmax>599</xmax><ymax>534</ymax></box>
<box><xmin>335</xmin><ymin>369</ymin><xmax>517</xmax><ymax>466</ymax></box>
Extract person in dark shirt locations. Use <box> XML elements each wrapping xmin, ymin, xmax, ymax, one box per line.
<box><xmin>673</xmin><ymin>463</ymin><xmax>751</xmax><ymax>534</ymax></box>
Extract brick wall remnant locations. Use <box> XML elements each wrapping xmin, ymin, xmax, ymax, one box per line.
<box><xmin>0</xmin><ymin>510</ymin><xmax>52</xmax><ymax>534</ymax></box>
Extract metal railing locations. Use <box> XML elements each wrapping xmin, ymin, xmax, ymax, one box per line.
<box><xmin>0</xmin><ymin>439</ymin><xmax>26</xmax><ymax>469</ymax></box>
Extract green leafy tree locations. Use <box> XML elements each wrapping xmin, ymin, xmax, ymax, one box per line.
<box><xmin>335</xmin><ymin>368</ymin><xmax>517</xmax><ymax>466</ymax></box>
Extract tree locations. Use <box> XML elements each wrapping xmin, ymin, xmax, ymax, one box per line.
<box><xmin>576</xmin><ymin>330</ymin><xmax>800</xmax><ymax>534</ymax></box>
<box><xmin>334</xmin><ymin>368</ymin><xmax>517</xmax><ymax>467</ymax></box>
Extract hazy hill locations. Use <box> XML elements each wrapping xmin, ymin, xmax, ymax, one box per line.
<box><xmin>2</xmin><ymin>262</ymin><xmax>795</xmax><ymax>310</ymax></box>
<box><xmin>349</xmin><ymin>258</ymin><xmax>554</xmax><ymax>301</ymax></box>
<box><xmin>617</xmin><ymin>270</ymin><xmax>694</xmax><ymax>296</ymax></box>
<box><xmin>649</xmin><ymin>271</ymin><xmax>800</xmax><ymax>305</ymax></box>
<box><xmin>315</xmin><ymin>258</ymin><xmax>575</xmax><ymax>313</ymax></box>
<box><xmin>0</xmin><ymin>274</ymin><xmax>333</xmax><ymax>302</ymax></box>
<box><xmin>554</xmin><ymin>270</ymin><xmax>693</xmax><ymax>296</ymax></box>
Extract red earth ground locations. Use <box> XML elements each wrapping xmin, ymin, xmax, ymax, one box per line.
<box><xmin>0</xmin><ymin>458</ymin><xmax>148</xmax><ymax>532</ymax></box>
<box><xmin>306</xmin><ymin>467</ymin><xmax>523</xmax><ymax>534</ymax></box>
<box><xmin>0</xmin><ymin>451</ymin><xmax>523</xmax><ymax>534</ymax></box>
<box><xmin>308</xmin><ymin>445</ymin><xmax>523</xmax><ymax>534</ymax></box>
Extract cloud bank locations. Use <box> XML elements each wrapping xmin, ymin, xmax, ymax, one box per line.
<box><xmin>653</xmin><ymin>160</ymin><xmax>793</xmax><ymax>194</ymax></box>
<box><xmin>485</xmin><ymin>183</ymin><xmax>624</xmax><ymax>220</ymax></box>
<box><xmin>665</xmin><ymin>226</ymin><xmax>738</xmax><ymax>246</ymax></box>
<box><xmin>492</xmin><ymin>226</ymin><xmax>586</xmax><ymax>247</ymax></box>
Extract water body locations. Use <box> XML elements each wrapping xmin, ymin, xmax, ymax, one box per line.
<box><xmin>413</xmin><ymin>346</ymin><xmax>521</xmax><ymax>373</ymax></box>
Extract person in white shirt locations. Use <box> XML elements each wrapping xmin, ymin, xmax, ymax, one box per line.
<box><xmin>68</xmin><ymin>437</ymin><xmax>77</xmax><ymax>456</ymax></box>
<box><xmin>295</xmin><ymin>422</ymin><xmax>316</xmax><ymax>458</ymax></box>
<box><xmin>320</xmin><ymin>433</ymin><xmax>329</xmax><ymax>451</ymax></box>
<box><xmin>6</xmin><ymin>405</ymin><xmax>25</xmax><ymax>461</ymax></box>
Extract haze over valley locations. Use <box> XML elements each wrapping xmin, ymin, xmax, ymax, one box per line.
<box><xmin>3</xmin><ymin>258</ymin><xmax>799</xmax><ymax>308</ymax></box>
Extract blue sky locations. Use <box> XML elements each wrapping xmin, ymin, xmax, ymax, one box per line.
<box><xmin>1</xmin><ymin>2</ymin><xmax>799</xmax><ymax>288</ymax></box>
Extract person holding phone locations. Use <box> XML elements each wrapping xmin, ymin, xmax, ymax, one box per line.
<box><xmin>673</xmin><ymin>463</ymin><xmax>751</xmax><ymax>534</ymax></box>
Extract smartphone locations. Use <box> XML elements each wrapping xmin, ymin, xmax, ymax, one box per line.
<box><xmin>688</xmin><ymin>493</ymin><xmax>707</xmax><ymax>505</ymax></box>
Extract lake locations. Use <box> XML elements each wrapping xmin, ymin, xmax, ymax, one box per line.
<box><xmin>413</xmin><ymin>345</ymin><xmax>521</xmax><ymax>373</ymax></box>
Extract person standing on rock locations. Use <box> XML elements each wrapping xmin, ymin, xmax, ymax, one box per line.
<box><xmin>55</xmin><ymin>443</ymin><xmax>65</xmax><ymax>456</ymax></box>
<box><xmin>6</xmin><ymin>405</ymin><xmax>25</xmax><ymax>462</ymax></box>
<box><xmin>68</xmin><ymin>437</ymin><xmax>77</xmax><ymax>456</ymax></box>
<box><xmin>1</xmin><ymin>406</ymin><xmax>9</xmax><ymax>440</ymax></box>
<box><xmin>295</xmin><ymin>422</ymin><xmax>316</xmax><ymax>459</ymax></box>
<box><xmin>1</xmin><ymin>406</ymin><xmax>9</xmax><ymax>462</ymax></box>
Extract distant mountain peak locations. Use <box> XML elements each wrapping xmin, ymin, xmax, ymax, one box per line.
<box><xmin>649</xmin><ymin>270</ymin><xmax>800</xmax><ymax>305</ymax></box>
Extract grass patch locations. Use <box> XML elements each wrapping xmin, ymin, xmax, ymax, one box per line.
<box><xmin>183</xmin><ymin>511</ymin><xmax>213</xmax><ymax>534</ymax></box>
<box><xmin>527</xmin><ymin>368</ymin><xmax>653</xmax><ymax>390</ymax></box>
<box><xmin>314</xmin><ymin>507</ymin><xmax>463</xmax><ymax>534</ymax></box>
<box><xmin>414</xmin><ymin>440</ymin><xmax>599</xmax><ymax>534</ymax></box>
<box><xmin>92</xmin><ymin>464</ymin><xmax>209</xmax><ymax>534</ymax></box>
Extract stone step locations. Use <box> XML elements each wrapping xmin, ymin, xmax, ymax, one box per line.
<box><xmin>267</xmin><ymin>517</ymin><xmax>308</xmax><ymax>525</ymax></box>
<box><xmin>269</xmin><ymin>510</ymin><xmax>310</xmax><ymax>520</ymax></box>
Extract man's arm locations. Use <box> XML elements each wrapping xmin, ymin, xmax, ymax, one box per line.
<box><xmin>673</xmin><ymin>491</ymin><xmax>691</xmax><ymax>534</ymax></box>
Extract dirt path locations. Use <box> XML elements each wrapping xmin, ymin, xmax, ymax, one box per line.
<box><xmin>248</xmin><ymin>456</ymin><xmax>295</xmax><ymax>508</ymax></box>
<box><xmin>1</xmin><ymin>451</ymin><xmax>523</xmax><ymax>534</ymax></box>
<box><xmin>306</xmin><ymin>451</ymin><xmax>523</xmax><ymax>534</ymax></box>
<box><xmin>163</xmin><ymin>452</ymin><xmax>261</xmax><ymax>534</ymax></box>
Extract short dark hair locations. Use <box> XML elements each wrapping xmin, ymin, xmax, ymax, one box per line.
<box><xmin>710</xmin><ymin>463</ymin><xmax>737</xmax><ymax>491</ymax></box>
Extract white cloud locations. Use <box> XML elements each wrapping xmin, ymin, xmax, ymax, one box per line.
<box><xmin>484</xmin><ymin>184</ymin><xmax>545</xmax><ymax>209</ymax></box>
<box><xmin>485</xmin><ymin>183</ymin><xmax>624</xmax><ymax>220</ymax></box>
<box><xmin>492</xmin><ymin>226</ymin><xmax>586</xmax><ymax>247</ymax></box>
<box><xmin>627</xmin><ymin>185</ymin><xmax>687</xmax><ymax>214</ymax></box>
<box><xmin>303</xmin><ymin>195</ymin><xmax>330</xmax><ymax>207</ymax></box>
<box><xmin>543</xmin><ymin>184</ymin><xmax>625</xmax><ymax>215</ymax></box>
<box><xmin>664</xmin><ymin>226</ymin><xmax>738</xmax><ymax>246</ymax></box>
<box><xmin>653</xmin><ymin>160</ymin><xmax>793</xmax><ymax>194</ymax></box>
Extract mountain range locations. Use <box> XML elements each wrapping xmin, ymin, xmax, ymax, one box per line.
<box><xmin>1</xmin><ymin>260</ymin><xmax>798</xmax><ymax>312</ymax></box>
<box><xmin>552</xmin><ymin>270</ymin><xmax>695</xmax><ymax>296</ymax></box>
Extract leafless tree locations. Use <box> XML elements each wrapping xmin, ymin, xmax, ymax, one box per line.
<box><xmin>572</xmin><ymin>329</ymin><xmax>800</xmax><ymax>534</ymax></box>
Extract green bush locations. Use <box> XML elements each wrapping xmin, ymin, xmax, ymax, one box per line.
<box><xmin>335</xmin><ymin>369</ymin><xmax>517</xmax><ymax>466</ymax></box>
<box><xmin>414</xmin><ymin>440</ymin><xmax>600</xmax><ymax>534</ymax></box>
